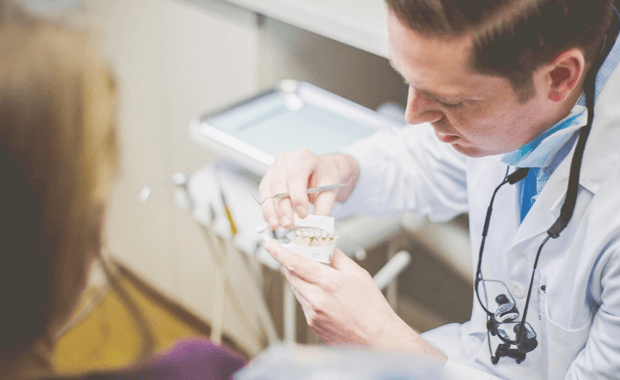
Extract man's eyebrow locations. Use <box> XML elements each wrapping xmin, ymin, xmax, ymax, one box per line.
<box><xmin>416</xmin><ymin>88</ymin><xmax>461</xmax><ymax>103</ymax></box>
<box><xmin>388</xmin><ymin>58</ymin><xmax>467</xmax><ymax>103</ymax></box>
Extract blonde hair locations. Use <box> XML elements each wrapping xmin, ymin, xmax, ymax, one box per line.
<box><xmin>0</xmin><ymin>1</ymin><xmax>119</xmax><ymax>377</ymax></box>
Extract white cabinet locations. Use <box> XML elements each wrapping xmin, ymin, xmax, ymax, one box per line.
<box><xmin>223</xmin><ymin>0</ymin><xmax>390</xmax><ymax>57</ymax></box>
<box><xmin>86</xmin><ymin>0</ymin><xmax>263</xmax><ymax>353</ymax></box>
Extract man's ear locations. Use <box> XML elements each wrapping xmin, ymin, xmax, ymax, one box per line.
<box><xmin>546</xmin><ymin>49</ymin><xmax>586</xmax><ymax>102</ymax></box>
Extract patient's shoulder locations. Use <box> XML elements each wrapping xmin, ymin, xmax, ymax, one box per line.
<box><xmin>80</xmin><ymin>337</ymin><xmax>247</xmax><ymax>380</ymax></box>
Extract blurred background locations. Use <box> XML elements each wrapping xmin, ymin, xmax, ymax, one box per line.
<box><xmin>21</xmin><ymin>0</ymin><xmax>472</xmax><ymax>372</ymax></box>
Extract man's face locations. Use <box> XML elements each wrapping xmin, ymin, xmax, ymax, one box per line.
<box><xmin>387</xmin><ymin>11</ymin><xmax>560</xmax><ymax>157</ymax></box>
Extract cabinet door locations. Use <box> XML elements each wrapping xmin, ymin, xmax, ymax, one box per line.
<box><xmin>89</xmin><ymin>0</ymin><xmax>262</xmax><ymax>353</ymax></box>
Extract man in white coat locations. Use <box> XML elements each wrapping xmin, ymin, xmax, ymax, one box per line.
<box><xmin>260</xmin><ymin>0</ymin><xmax>620</xmax><ymax>378</ymax></box>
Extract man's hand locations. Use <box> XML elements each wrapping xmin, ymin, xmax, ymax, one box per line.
<box><xmin>259</xmin><ymin>150</ymin><xmax>359</xmax><ymax>230</ymax></box>
<box><xmin>264</xmin><ymin>240</ymin><xmax>447</xmax><ymax>362</ymax></box>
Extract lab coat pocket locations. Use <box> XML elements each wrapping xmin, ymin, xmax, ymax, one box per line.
<box><xmin>538</xmin><ymin>290</ymin><xmax>592</xmax><ymax>380</ymax></box>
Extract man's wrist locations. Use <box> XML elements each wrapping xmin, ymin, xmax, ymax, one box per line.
<box><xmin>371</xmin><ymin>313</ymin><xmax>447</xmax><ymax>363</ymax></box>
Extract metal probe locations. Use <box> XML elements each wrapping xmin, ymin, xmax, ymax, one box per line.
<box><xmin>253</xmin><ymin>182</ymin><xmax>349</xmax><ymax>205</ymax></box>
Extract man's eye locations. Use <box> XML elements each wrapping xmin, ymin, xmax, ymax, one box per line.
<box><xmin>441</xmin><ymin>101</ymin><xmax>465</xmax><ymax>109</ymax></box>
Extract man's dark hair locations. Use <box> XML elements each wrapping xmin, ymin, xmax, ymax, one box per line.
<box><xmin>386</xmin><ymin>0</ymin><xmax>615</xmax><ymax>101</ymax></box>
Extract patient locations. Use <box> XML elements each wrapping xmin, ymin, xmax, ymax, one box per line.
<box><xmin>0</xmin><ymin>2</ymin><xmax>245</xmax><ymax>379</ymax></box>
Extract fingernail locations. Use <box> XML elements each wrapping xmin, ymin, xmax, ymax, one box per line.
<box><xmin>280</xmin><ymin>216</ymin><xmax>291</xmax><ymax>227</ymax></box>
<box><xmin>268</xmin><ymin>217</ymin><xmax>279</xmax><ymax>229</ymax></box>
<box><xmin>295</xmin><ymin>206</ymin><xmax>306</xmax><ymax>217</ymax></box>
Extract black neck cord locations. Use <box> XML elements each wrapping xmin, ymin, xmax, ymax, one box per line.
<box><xmin>476</xmin><ymin>167</ymin><xmax>530</xmax><ymax>281</ymax></box>
<box><xmin>548</xmin><ymin>14</ymin><xmax>619</xmax><ymax>238</ymax></box>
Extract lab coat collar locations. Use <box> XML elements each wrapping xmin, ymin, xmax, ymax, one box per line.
<box><xmin>578</xmin><ymin>12</ymin><xmax>620</xmax><ymax>193</ymax></box>
<box><xmin>578</xmin><ymin>64</ymin><xmax>620</xmax><ymax>194</ymax></box>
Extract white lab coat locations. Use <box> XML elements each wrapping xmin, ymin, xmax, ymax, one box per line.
<box><xmin>338</xmin><ymin>45</ymin><xmax>620</xmax><ymax>380</ymax></box>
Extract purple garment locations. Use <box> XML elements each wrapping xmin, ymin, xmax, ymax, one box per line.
<box><xmin>82</xmin><ymin>337</ymin><xmax>247</xmax><ymax>380</ymax></box>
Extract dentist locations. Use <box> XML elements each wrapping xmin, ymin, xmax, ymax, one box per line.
<box><xmin>261</xmin><ymin>1</ymin><xmax>620</xmax><ymax>378</ymax></box>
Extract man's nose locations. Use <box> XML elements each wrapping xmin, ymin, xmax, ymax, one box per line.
<box><xmin>405</xmin><ymin>86</ymin><xmax>444</xmax><ymax>125</ymax></box>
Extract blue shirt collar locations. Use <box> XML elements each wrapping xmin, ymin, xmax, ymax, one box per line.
<box><xmin>502</xmin><ymin>105</ymin><xmax>587</xmax><ymax>168</ymax></box>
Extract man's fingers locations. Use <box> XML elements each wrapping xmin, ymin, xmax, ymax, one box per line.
<box><xmin>285</xmin><ymin>271</ymin><xmax>316</xmax><ymax>302</ymax></box>
<box><xmin>291</xmin><ymin>285</ymin><xmax>315</xmax><ymax>324</ymax></box>
<box><xmin>259</xmin><ymin>150</ymin><xmax>347</xmax><ymax>225</ymax></box>
<box><xmin>259</xmin><ymin>169</ymin><xmax>279</xmax><ymax>229</ymax></box>
<box><xmin>260</xmin><ymin>198</ymin><xmax>280</xmax><ymax>230</ymax></box>
<box><xmin>329</xmin><ymin>247</ymin><xmax>359</xmax><ymax>272</ymax></box>
<box><xmin>269</xmin><ymin>166</ymin><xmax>294</xmax><ymax>227</ymax></box>
<box><xmin>274</xmin><ymin>197</ymin><xmax>294</xmax><ymax>228</ymax></box>
<box><xmin>286</xmin><ymin>149</ymin><xmax>320</xmax><ymax>218</ymax></box>
<box><xmin>288</xmin><ymin>176</ymin><xmax>311</xmax><ymax>219</ymax></box>
<box><xmin>264</xmin><ymin>240</ymin><xmax>333</xmax><ymax>283</ymax></box>
<box><xmin>311</xmin><ymin>190</ymin><xmax>337</xmax><ymax>216</ymax></box>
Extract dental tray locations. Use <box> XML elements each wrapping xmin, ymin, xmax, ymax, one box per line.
<box><xmin>190</xmin><ymin>80</ymin><xmax>403</xmax><ymax>176</ymax></box>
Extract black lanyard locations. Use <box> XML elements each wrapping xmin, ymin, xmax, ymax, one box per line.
<box><xmin>547</xmin><ymin>12</ymin><xmax>619</xmax><ymax>239</ymax></box>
